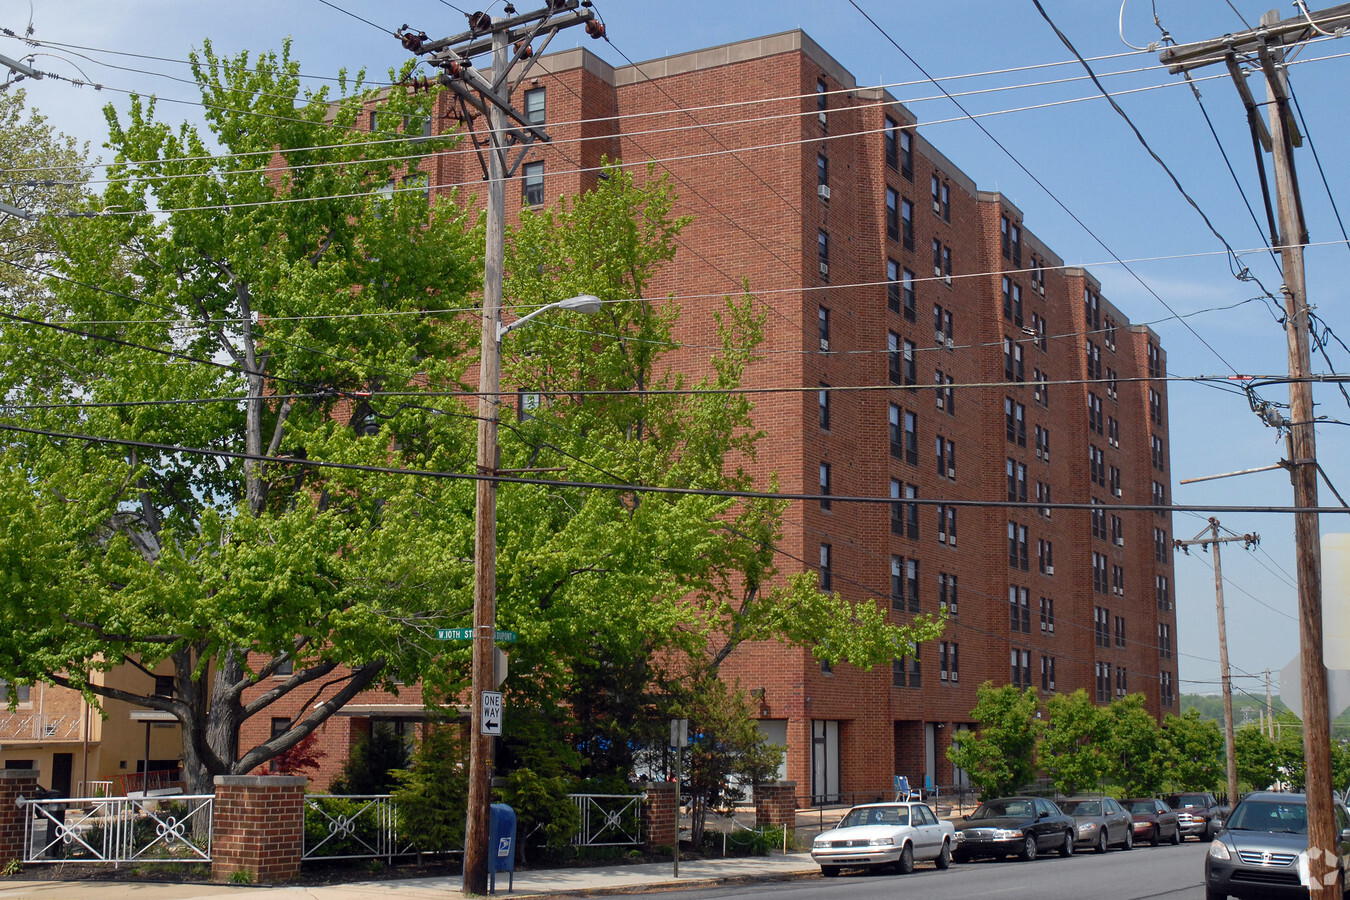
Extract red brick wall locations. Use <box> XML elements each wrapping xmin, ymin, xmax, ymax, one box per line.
<box><xmin>211</xmin><ymin>775</ymin><xmax>306</xmax><ymax>883</ymax></box>
<box><xmin>0</xmin><ymin>770</ymin><xmax>37</xmax><ymax>866</ymax></box>
<box><xmin>642</xmin><ymin>781</ymin><xmax>679</xmax><ymax>849</ymax></box>
<box><xmin>754</xmin><ymin>781</ymin><xmax>798</xmax><ymax>828</ymax></box>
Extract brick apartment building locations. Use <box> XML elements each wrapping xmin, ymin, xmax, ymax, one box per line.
<box><xmin>4</xmin><ymin>30</ymin><xmax>1176</xmax><ymax>803</ymax></box>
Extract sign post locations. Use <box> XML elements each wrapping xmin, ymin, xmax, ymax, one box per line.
<box><xmin>670</xmin><ymin>718</ymin><xmax>688</xmax><ymax>878</ymax></box>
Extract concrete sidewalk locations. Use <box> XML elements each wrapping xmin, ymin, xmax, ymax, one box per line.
<box><xmin>0</xmin><ymin>853</ymin><xmax>821</xmax><ymax>900</ymax></box>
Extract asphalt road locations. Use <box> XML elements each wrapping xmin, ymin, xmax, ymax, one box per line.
<box><xmin>678</xmin><ymin>839</ymin><xmax>1211</xmax><ymax>899</ymax></box>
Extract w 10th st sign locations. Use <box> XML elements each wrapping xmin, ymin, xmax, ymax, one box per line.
<box><xmin>436</xmin><ymin>628</ymin><xmax>517</xmax><ymax>643</ymax></box>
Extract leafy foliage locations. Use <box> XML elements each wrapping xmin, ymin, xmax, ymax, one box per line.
<box><xmin>329</xmin><ymin>724</ymin><xmax>412</xmax><ymax>795</ymax></box>
<box><xmin>1040</xmin><ymin>689</ymin><xmax>1110</xmax><ymax>795</ymax></box>
<box><xmin>946</xmin><ymin>683</ymin><xmax>1042</xmax><ymax>799</ymax></box>
<box><xmin>1161</xmin><ymin>709</ymin><xmax>1224</xmax><ymax>791</ymax></box>
<box><xmin>390</xmin><ymin>727</ymin><xmax>470</xmax><ymax>854</ymax></box>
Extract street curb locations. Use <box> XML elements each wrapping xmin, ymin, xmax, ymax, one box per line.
<box><xmin>523</xmin><ymin>868</ymin><xmax>821</xmax><ymax>898</ymax></box>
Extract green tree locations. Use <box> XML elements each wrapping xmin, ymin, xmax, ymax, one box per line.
<box><xmin>1234</xmin><ymin>725</ymin><xmax>1279</xmax><ymax>792</ymax></box>
<box><xmin>946</xmin><ymin>683</ymin><xmax>1041</xmax><ymax>799</ymax></box>
<box><xmin>0</xmin><ymin>43</ymin><xmax>480</xmax><ymax>792</ymax></box>
<box><xmin>1161</xmin><ymin>709</ymin><xmax>1224</xmax><ymax>790</ymax></box>
<box><xmin>1040</xmin><ymin>689</ymin><xmax>1109</xmax><ymax>795</ymax></box>
<box><xmin>1104</xmin><ymin>694</ymin><xmax>1165</xmax><ymax>796</ymax></box>
<box><xmin>329</xmin><ymin>724</ymin><xmax>412</xmax><ymax>795</ymax></box>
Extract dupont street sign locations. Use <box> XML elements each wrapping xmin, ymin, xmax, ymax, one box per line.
<box><xmin>482</xmin><ymin>690</ymin><xmax>503</xmax><ymax>736</ymax></box>
<box><xmin>436</xmin><ymin>628</ymin><xmax>519</xmax><ymax>643</ymax></box>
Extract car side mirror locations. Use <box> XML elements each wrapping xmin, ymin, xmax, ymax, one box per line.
<box><xmin>962</xmin><ymin>814</ymin><xmax>970</xmax><ymax>820</ymax></box>
<box><xmin>1341</xmin><ymin>828</ymin><xmax>1350</xmax><ymax>843</ymax></box>
<box><xmin>1037</xmin><ymin>811</ymin><xmax>1049</xmax><ymax>820</ymax></box>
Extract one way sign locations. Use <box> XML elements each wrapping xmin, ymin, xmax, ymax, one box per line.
<box><xmin>481</xmin><ymin>690</ymin><xmax>503</xmax><ymax>736</ymax></box>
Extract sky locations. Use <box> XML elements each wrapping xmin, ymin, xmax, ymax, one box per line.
<box><xmin>4</xmin><ymin>0</ymin><xmax>1350</xmax><ymax>705</ymax></box>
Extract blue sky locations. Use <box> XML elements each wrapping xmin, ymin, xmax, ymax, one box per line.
<box><xmin>6</xmin><ymin>0</ymin><xmax>1350</xmax><ymax>703</ymax></box>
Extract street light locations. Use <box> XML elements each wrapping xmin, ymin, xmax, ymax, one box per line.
<box><xmin>465</xmin><ymin>292</ymin><xmax>603</xmax><ymax>894</ymax></box>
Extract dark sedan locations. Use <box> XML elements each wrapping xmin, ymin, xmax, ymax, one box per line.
<box><xmin>953</xmin><ymin>796</ymin><xmax>1076</xmax><ymax>862</ymax></box>
<box><xmin>1125</xmin><ymin>797</ymin><xmax>1182</xmax><ymax>846</ymax></box>
<box><xmin>1205</xmin><ymin>791</ymin><xmax>1350</xmax><ymax>900</ymax></box>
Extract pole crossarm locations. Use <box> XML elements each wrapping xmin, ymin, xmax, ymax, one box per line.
<box><xmin>417</xmin><ymin>0</ymin><xmax>587</xmax><ymax>56</ymax></box>
<box><xmin>1159</xmin><ymin>2</ymin><xmax>1350</xmax><ymax>73</ymax></box>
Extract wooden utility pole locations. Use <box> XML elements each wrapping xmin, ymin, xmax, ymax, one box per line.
<box><xmin>1161</xmin><ymin>7</ymin><xmax>1349</xmax><ymax>896</ymax></box>
<box><xmin>1174</xmin><ymin>521</ymin><xmax>1258</xmax><ymax>809</ymax></box>
<box><xmin>1266</xmin><ymin>669</ymin><xmax>1275</xmax><ymax>739</ymax></box>
<box><xmin>400</xmin><ymin>5</ymin><xmax>599</xmax><ymax>894</ymax></box>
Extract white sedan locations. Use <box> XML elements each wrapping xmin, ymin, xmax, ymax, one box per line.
<box><xmin>811</xmin><ymin>801</ymin><xmax>958</xmax><ymax>876</ymax></box>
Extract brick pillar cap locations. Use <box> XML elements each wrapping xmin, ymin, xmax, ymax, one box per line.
<box><xmin>214</xmin><ymin>775</ymin><xmax>308</xmax><ymax>788</ymax></box>
<box><xmin>769</xmin><ymin>781</ymin><xmax>797</xmax><ymax>788</ymax></box>
<box><xmin>0</xmin><ymin>770</ymin><xmax>39</xmax><ymax>780</ymax></box>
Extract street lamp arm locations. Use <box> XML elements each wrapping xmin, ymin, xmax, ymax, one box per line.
<box><xmin>496</xmin><ymin>293</ymin><xmax>603</xmax><ymax>342</ymax></box>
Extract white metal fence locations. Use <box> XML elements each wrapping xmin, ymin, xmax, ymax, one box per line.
<box><xmin>569</xmin><ymin>793</ymin><xmax>645</xmax><ymax>847</ymax></box>
<box><xmin>21</xmin><ymin>794</ymin><xmax>213</xmax><ymax>866</ymax></box>
<box><xmin>302</xmin><ymin>794</ymin><xmax>418</xmax><ymax>862</ymax></box>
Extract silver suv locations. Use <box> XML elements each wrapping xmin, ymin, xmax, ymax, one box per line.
<box><xmin>1204</xmin><ymin>792</ymin><xmax>1350</xmax><ymax>900</ymax></box>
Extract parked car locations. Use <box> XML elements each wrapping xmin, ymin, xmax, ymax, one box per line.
<box><xmin>810</xmin><ymin>801</ymin><xmax>958</xmax><ymax>877</ymax></box>
<box><xmin>1124</xmin><ymin>796</ymin><xmax>1182</xmax><ymax>846</ymax></box>
<box><xmin>1062</xmin><ymin>795</ymin><xmax>1134</xmax><ymax>852</ymax></box>
<box><xmin>1204</xmin><ymin>791</ymin><xmax>1350</xmax><ymax>900</ymax></box>
<box><xmin>1164</xmin><ymin>791</ymin><xmax>1228</xmax><ymax>841</ymax></box>
<box><xmin>952</xmin><ymin>796</ymin><xmax>1076</xmax><ymax>862</ymax></box>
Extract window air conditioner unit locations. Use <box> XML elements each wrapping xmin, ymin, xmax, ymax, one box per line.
<box><xmin>1115</xmin><ymin>536</ymin><xmax>1125</xmax><ymax>546</ymax></box>
<box><xmin>1045</xmin><ymin>565</ymin><xmax>1054</xmax><ymax>575</ymax></box>
<box><xmin>818</xmin><ymin>112</ymin><xmax>827</xmax><ymax>127</ymax></box>
<box><xmin>933</xmin><ymin>200</ymin><xmax>941</xmax><ymax>214</ymax></box>
<box><xmin>945</xmin><ymin>337</ymin><xmax>955</xmax><ymax>350</ymax></box>
<box><xmin>934</xmin><ymin>266</ymin><xmax>942</xmax><ymax>278</ymax></box>
<box><xmin>938</xmin><ymin>533</ymin><xmax>946</xmax><ymax>544</ymax></box>
<box><xmin>818</xmin><ymin>184</ymin><xmax>830</xmax><ymax>200</ymax></box>
<box><xmin>949</xmin><ymin>536</ymin><xmax>957</xmax><ymax>547</ymax></box>
<box><xmin>1114</xmin><ymin>487</ymin><xmax>1123</xmax><ymax>497</ymax></box>
<box><xmin>819</xmin><ymin>262</ymin><xmax>829</xmax><ymax>276</ymax></box>
<box><xmin>935</xmin><ymin>331</ymin><xmax>945</xmax><ymax>344</ymax></box>
<box><xmin>819</xmin><ymin>338</ymin><xmax>829</xmax><ymax>351</ymax></box>
<box><xmin>948</xmin><ymin>466</ymin><xmax>956</xmax><ymax>479</ymax></box>
<box><xmin>944</xmin><ymin>274</ymin><xmax>953</xmax><ymax>286</ymax></box>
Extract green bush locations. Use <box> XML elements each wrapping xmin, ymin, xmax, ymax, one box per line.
<box><xmin>304</xmin><ymin>797</ymin><xmax>386</xmax><ymax>859</ymax></box>
<box><xmin>390</xmin><ymin>727</ymin><xmax>469</xmax><ymax>854</ymax></box>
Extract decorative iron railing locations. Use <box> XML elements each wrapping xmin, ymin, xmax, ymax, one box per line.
<box><xmin>21</xmin><ymin>794</ymin><xmax>213</xmax><ymax>866</ymax></box>
<box><xmin>569</xmin><ymin>793</ymin><xmax>645</xmax><ymax>847</ymax></box>
<box><xmin>302</xmin><ymin>794</ymin><xmax>418</xmax><ymax>862</ymax></box>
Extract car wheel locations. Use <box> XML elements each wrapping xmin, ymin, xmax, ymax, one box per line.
<box><xmin>1151</xmin><ymin>825</ymin><xmax>1160</xmax><ymax>847</ymax></box>
<box><xmin>935</xmin><ymin>839</ymin><xmax>951</xmax><ymax>870</ymax></box>
<box><xmin>1123</xmin><ymin>827</ymin><xmax>1133</xmax><ymax>851</ymax></box>
<box><xmin>1096</xmin><ymin>829</ymin><xmax>1109</xmax><ymax>854</ymax></box>
<box><xmin>1060</xmin><ymin>829</ymin><xmax>1074</xmax><ymax>857</ymax></box>
<box><xmin>821</xmin><ymin>866</ymin><xmax>840</xmax><ymax>878</ymax></box>
<box><xmin>952</xmin><ymin>850</ymin><xmax>969</xmax><ymax>864</ymax></box>
<box><xmin>896</xmin><ymin>843</ymin><xmax>914</xmax><ymax>875</ymax></box>
<box><xmin>1204</xmin><ymin>822</ymin><xmax>1215</xmax><ymax>842</ymax></box>
<box><xmin>1020</xmin><ymin>833</ymin><xmax>1038</xmax><ymax>861</ymax></box>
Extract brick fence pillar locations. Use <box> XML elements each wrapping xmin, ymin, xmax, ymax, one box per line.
<box><xmin>755</xmin><ymin>781</ymin><xmax>799</xmax><ymax>829</ymax></box>
<box><xmin>211</xmin><ymin>775</ymin><xmax>306</xmax><ymax>883</ymax></box>
<box><xmin>641</xmin><ymin>781</ymin><xmax>678</xmax><ymax>850</ymax></box>
<box><xmin>0</xmin><ymin>770</ymin><xmax>38</xmax><ymax>868</ymax></box>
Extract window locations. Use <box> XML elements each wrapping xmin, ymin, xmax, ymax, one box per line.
<box><xmin>904</xmin><ymin>483</ymin><xmax>919</xmax><ymax>539</ymax></box>
<box><xmin>274</xmin><ymin>655</ymin><xmax>294</xmax><ymax>676</ymax></box>
<box><xmin>1115</xmin><ymin>614</ymin><xmax>1127</xmax><ymax>648</ymax></box>
<box><xmin>1002</xmin><ymin>277</ymin><xmax>1023</xmax><ymax>327</ymax></box>
<box><xmin>937</xmin><ymin>179</ymin><xmax>951</xmax><ymax>222</ymax></box>
<box><xmin>938</xmin><ymin>504</ymin><xmax>957</xmax><ymax>546</ymax></box>
<box><xmin>1106</xmin><ymin>366</ymin><xmax>1119</xmax><ymax>400</ymax></box>
<box><xmin>819</xmin><ymin>462</ymin><xmax>831</xmax><ymax>510</ymax></box>
<box><xmin>1038</xmin><ymin>539</ymin><xmax>1053</xmax><ymax>575</ymax></box>
<box><xmin>1154</xmin><ymin>528</ymin><xmax>1170</xmax><ymax>564</ymax></box>
<box><xmin>1086</xmin><ymin>340</ymin><xmax>1102</xmax><ymax>381</ymax></box>
<box><xmin>1109</xmin><ymin>463</ymin><xmax>1122</xmax><ymax>498</ymax></box>
<box><xmin>888</xmin><ymin>334</ymin><xmax>903</xmax><ymax>385</ymax></box>
<box><xmin>1091</xmin><ymin>501</ymin><xmax>1107</xmax><ymax>540</ymax></box>
<box><xmin>1030</xmin><ymin>311</ymin><xmax>1047</xmax><ymax>351</ymax></box>
<box><xmin>817</xmin><ymin>153</ymin><xmax>829</xmax><ymax>190</ymax></box>
<box><xmin>524</xmin><ymin>87</ymin><xmax>546</xmax><ymax>125</ymax></box>
<box><xmin>1030</xmin><ymin>255</ymin><xmax>1046</xmax><ymax>294</ymax></box>
<box><xmin>1156</xmin><ymin>574</ymin><xmax>1171</xmax><ymax>611</ymax></box>
<box><xmin>1084</xmin><ymin>288</ymin><xmax>1101</xmax><ymax>331</ymax></box>
<box><xmin>1033</xmin><ymin>368</ymin><xmax>1049</xmax><ymax>407</ymax></box>
<box><xmin>1116</xmin><ymin>666</ymin><xmax>1128</xmax><ymax>699</ymax></box>
<box><xmin>1011</xmin><ymin>649</ymin><xmax>1031</xmax><ymax>688</ymax></box>
<box><xmin>1159</xmin><ymin>623</ymin><xmax>1172</xmax><ymax>659</ymax></box>
<box><xmin>936</xmin><ymin>436</ymin><xmax>956</xmax><ymax>480</ymax></box>
<box><xmin>1008</xmin><ymin>521</ymin><xmax>1028</xmax><ymax>570</ymax></box>
<box><xmin>1152</xmin><ymin>480</ymin><xmax>1167</xmax><ymax>516</ymax></box>
<box><xmin>1094</xmin><ymin>606</ymin><xmax>1110</xmax><ymax>647</ymax></box>
<box><xmin>1104</xmin><ymin>315</ymin><xmax>1118</xmax><ymax>352</ymax></box>
<box><xmin>816</xmin><ymin>78</ymin><xmax>828</xmax><ymax>129</ymax></box>
<box><xmin>932</xmin><ymin>238</ymin><xmax>942</xmax><ymax>278</ymax></box>
<box><xmin>943</xmin><ymin>245</ymin><xmax>953</xmax><ymax>281</ymax></box>
<box><xmin>1110</xmin><ymin>513</ymin><xmax>1124</xmax><ymax>546</ymax></box>
<box><xmin>1009</xmin><ymin>585</ymin><xmax>1030</xmax><ymax>633</ymax></box>
<box><xmin>1147</xmin><ymin>341</ymin><xmax>1163</xmax><ymax>379</ymax></box>
<box><xmin>938</xmin><ymin>572</ymin><xmax>958</xmax><ymax>616</ymax></box>
<box><xmin>895</xmin><ymin>647</ymin><xmax>922</xmax><ymax>688</ymax></box>
<box><xmin>1160</xmin><ymin>670</ymin><xmax>1175</xmax><ymax>707</ymax></box>
<box><xmin>902</xmin><ymin>267</ymin><xmax>917</xmax><ymax>320</ymax></box>
<box><xmin>889</xmin><ymin>404</ymin><xmax>903</xmax><ymax>458</ymax></box>
<box><xmin>1089</xmin><ymin>444</ymin><xmax>1105</xmax><ymax>487</ymax></box>
<box><xmin>900</xmin><ymin>130</ymin><xmax>913</xmax><ymax>180</ymax></box>
<box><xmin>819</xmin><ymin>384</ymin><xmax>830</xmax><ymax>429</ymax></box>
<box><xmin>884</xmin><ymin>115</ymin><xmax>899</xmax><ymax>170</ymax></box>
<box><xmin>934</xmin><ymin>304</ymin><xmax>954</xmax><ymax>346</ymax></box>
<box><xmin>939</xmin><ymin>641</ymin><xmax>959</xmax><ymax>682</ymax></box>
<box><xmin>1039</xmin><ymin>596</ymin><xmax>1055</xmax><ymax>633</ymax></box>
<box><xmin>817</xmin><ymin>230</ymin><xmax>830</xmax><ymax>278</ymax></box>
<box><xmin>903</xmin><ymin>338</ymin><xmax>917</xmax><ymax>385</ymax></box>
<box><xmin>0</xmin><ymin>680</ymin><xmax>30</xmax><ymax>704</ymax></box>
<box><xmin>890</xmin><ymin>479</ymin><xmax>903</xmax><ymax>535</ymax></box>
<box><xmin>886</xmin><ymin>188</ymin><xmax>899</xmax><ymax>241</ymax></box>
<box><xmin>1034</xmin><ymin>424</ymin><xmax>1050</xmax><ymax>461</ymax></box>
<box><xmin>1003</xmin><ymin>337</ymin><xmax>1024</xmax><ymax>382</ymax></box>
<box><xmin>903</xmin><ymin>409</ymin><xmax>918</xmax><ymax>464</ymax></box>
<box><xmin>1007</xmin><ymin>458</ymin><xmax>1027</xmax><ymax>503</ymax></box>
<box><xmin>154</xmin><ymin>675</ymin><xmax>175</xmax><ymax>697</ymax></box>
<box><xmin>935</xmin><ymin>370</ymin><xmax>955</xmax><ymax>414</ymax></box>
<box><xmin>1096</xmin><ymin>661</ymin><xmax>1111</xmax><ymax>703</ymax></box>
<box><xmin>1000</xmin><ymin>217</ymin><xmax>1021</xmax><ymax>266</ymax></box>
<box><xmin>1041</xmin><ymin>655</ymin><xmax>1057</xmax><ymax>692</ymax></box>
<box><xmin>1108</xmin><ymin>416</ymin><xmax>1120</xmax><ymax>448</ymax></box>
<box><xmin>1150</xmin><ymin>389</ymin><xmax>1164</xmax><ymax>426</ymax></box>
<box><xmin>522</xmin><ymin>160</ymin><xmax>544</xmax><ymax>206</ymax></box>
<box><xmin>1036</xmin><ymin>481</ymin><xmax>1052</xmax><ymax>518</ymax></box>
<box><xmin>1151</xmin><ymin>434</ymin><xmax>1166</xmax><ymax>470</ymax></box>
<box><xmin>887</xmin><ymin>259</ymin><xmax>903</xmax><ymax>316</ymax></box>
<box><xmin>819</xmin><ymin>543</ymin><xmax>832</xmax><ymax>592</ymax></box>
<box><xmin>1093</xmin><ymin>553</ymin><xmax>1108</xmax><ymax>595</ymax></box>
<box><xmin>818</xmin><ymin>306</ymin><xmax>830</xmax><ymax>351</ymax></box>
<box><xmin>1005</xmin><ymin>398</ymin><xmax>1026</xmax><ymax>446</ymax></box>
<box><xmin>891</xmin><ymin>556</ymin><xmax>919</xmax><ymax>613</ymax></box>
<box><xmin>1088</xmin><ymin>393</ymin><xmax>1103</xmax><ymax>434</ymax></box>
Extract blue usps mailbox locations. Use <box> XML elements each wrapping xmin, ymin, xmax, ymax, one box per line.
<box><xmin>488</xmin><ymin>803</ymin><xmax>517</xmax><ymax>893</ymax></box>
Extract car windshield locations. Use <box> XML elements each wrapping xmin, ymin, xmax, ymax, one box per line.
<box><xmin>1226</xmin><ymin>800</ymin><xmax>1308</xmax><ymax>834</ymax></box>
<box><xmin>840</xmin><ymin>806</ymin><xmax>909</xmax><ymax>828</ymax></box>
<box><xmin>1127</xmin><ymin>800</ymin><xmax>1158</xmax><ymax>814</ymax></box>
<box><xmin>1166</xmin><ymin>794</ymin><xmax>1205</xmax><ymax>809</ymax></box>
<box><xmin>972</xmin><ymin>800</ymin><xmax>1032</xmax><ymax>820</ymax></box>
<box><xmin>1067</xmin><ymin>800</ymin><xmax>1102</xmax><ymax>816</ymax></box>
